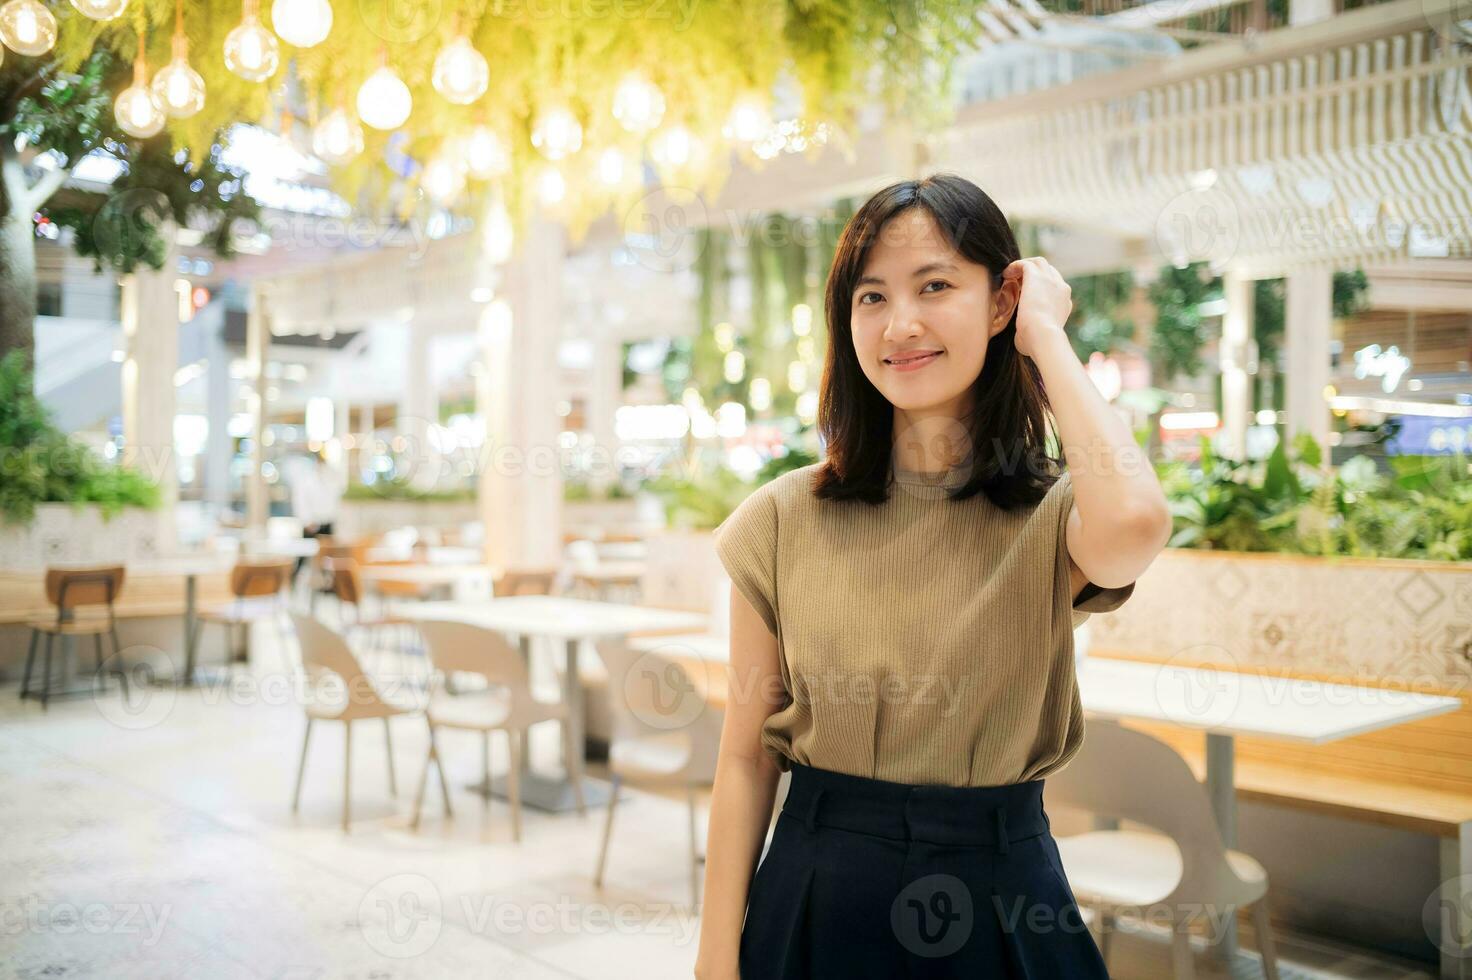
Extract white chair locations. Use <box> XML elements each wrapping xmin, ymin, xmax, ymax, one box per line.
<box><xmin>411</xmin><ymin>619</ymin><xmax>579</xmax><ymax>840</ymax></box>
<box><xmin>1044</xmin><ymin>719</ymin><xmax>1280</xmax><ymax>980</ymax></box>
<box><xmin>591</xmin><ymin>637</ymin><xmax>724</xmax><ymax>907</ymax></box>
<box><xmin>288</xmin><ymin>613</ymin><xmax>419</xmax><ymax>833</ymax></box>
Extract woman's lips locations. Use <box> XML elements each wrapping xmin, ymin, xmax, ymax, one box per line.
<box><xmin>885</xmin><ymin>350</ymin><xmax>943</xmax><ymax>372</ymax></box>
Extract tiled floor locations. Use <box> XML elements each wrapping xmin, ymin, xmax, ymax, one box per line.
<box><xmin>0</xmin><ymin>621</ymin><xmax>1440</xmax><ymax>979</ymax></box>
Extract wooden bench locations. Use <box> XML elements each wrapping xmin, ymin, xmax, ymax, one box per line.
<box><xmin>1093</xmin><ymin>649</ymin><xmax>1472</xmax><ymax>978</ymax></box>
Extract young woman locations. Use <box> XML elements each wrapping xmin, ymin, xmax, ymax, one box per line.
<box><xmin>693</xmin><ymin>173</ymin><xmax>1172</xmax><ymax>979</ymax></box>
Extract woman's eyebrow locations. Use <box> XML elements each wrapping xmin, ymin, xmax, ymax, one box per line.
<box><xmin>854</xmin><ymin>261</ymin><xmax>960</xmax><ymax>289</ymax></box>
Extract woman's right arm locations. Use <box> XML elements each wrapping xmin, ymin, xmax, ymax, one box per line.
<box><xmin>694</xmin><ymin>584</ymin><xmax>785</xmax><ymax>980</ymax></box>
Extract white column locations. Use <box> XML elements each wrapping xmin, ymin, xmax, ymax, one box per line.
<box><xmin>1289</xmin><ymin>0</ymin><xmax>1334</xmax><ymax>25</ymax></box>
<box><xmin>120</xmin><ymin>242</ymin><xmax>179</xmax><ymax>547</ymax></box>
<box><xmin>478</xmin><ymin>216</ymin><xmax>565</xmax><ymax>571</ymax></box>
<box><xmin>204</xmin><ymin>311</ymin><xmax>232</xmax><ymax>512</ymax></box>
<box><xmin>398</xmin><ymin>318</ymin><xmax>437</xmax><ymax>482</ymax></box>
<box><xmin>1285</xmin><ymin>268</ymin><xmax>1334</xmax><ymax>453</ymax></box>
<box><xmin>245</xmin><ymin>288</ymin><xmax>270</xmax><ymax>532</ymax></box>
<box><xmin>1219</xmin><ymin>272</ymin><xmax>1254</xmax><ymax>461</ymax></box>
<box><xmin>587</xmin><ymin>334</ymin><xmax>623</xmax><ymax>494</ymax></box>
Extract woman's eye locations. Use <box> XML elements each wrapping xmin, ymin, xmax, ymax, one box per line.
<box><xmin>922</xmin><ymin>280</ymin><xmax>951</xmax><ymax>294</ymax></box>
<box><xmin>858</xmin><ymin>292</ymin><xmax>883</xmax><ymax>305</ymax></box>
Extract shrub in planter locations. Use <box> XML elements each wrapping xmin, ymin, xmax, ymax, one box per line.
<box><xmin>0</xmin><ymin>353</ymin><xmax>160</xmax><ymax>524</ymax></box>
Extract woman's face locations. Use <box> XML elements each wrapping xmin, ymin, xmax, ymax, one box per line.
<box><xmin>850</xmin><ymin>208</ymin><xmax>1014</xmax><ymax>420</ymax></box>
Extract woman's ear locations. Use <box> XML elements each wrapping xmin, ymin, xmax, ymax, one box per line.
<box><xmin>989</xmin><ymin>276</ymin><xmax>1020</xmax><ymax>337</ymax></box>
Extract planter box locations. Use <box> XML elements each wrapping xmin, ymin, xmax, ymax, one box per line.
<box><xmin>1091</xmin><ymin>547</ymin><xmax>1472</xmax><ymax>691</ymax></box>
<box><xmin>335</xmin><ymin>499</ymin><xmax>479</xmax><ymax>539</ymax></box>
<box><xmin>0</xmin><ymin>504</ymin><xmax>171</xmax><ymax>570</ymax></box>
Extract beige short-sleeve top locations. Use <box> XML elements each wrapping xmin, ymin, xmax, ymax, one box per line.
<box><xmin>712</xmin><ymin>461</ymin><xmax>1133</xmax><ymax>788</ymax></box>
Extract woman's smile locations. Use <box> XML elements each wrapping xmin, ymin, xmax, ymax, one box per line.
<box><xmin>884</xmin><ymin>349</ymin><xmax>944</xmax><ymax>372</ymax></box>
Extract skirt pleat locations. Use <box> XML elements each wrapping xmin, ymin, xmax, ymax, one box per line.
<box><xmin>738</xmin><ymin>764</ymin><xmax>1111</xmax><ymax>980</ymax></box>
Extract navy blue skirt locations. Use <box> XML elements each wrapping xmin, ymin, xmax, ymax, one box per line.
<box><xmin>739</xmin><ymin>763</ymin><xmax>1110</xmax><ymax>979</ymax></box>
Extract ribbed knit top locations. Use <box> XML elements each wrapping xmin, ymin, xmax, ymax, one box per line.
<box><xmin>712</xmin><ymin>461</ymin><xmax>1134</xmax><ymax>788</ymax></box>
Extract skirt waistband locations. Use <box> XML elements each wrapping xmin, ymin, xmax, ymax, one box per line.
<box><xmin>782</xmin><ymin>763</ymin><xmax>1050</xmax><ymax>850</ymax></box>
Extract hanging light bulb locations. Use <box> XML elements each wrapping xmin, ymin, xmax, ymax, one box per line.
<box><xmin>421</xmin><ymin>155</ymin><xmax>466</xmax><ymax>204</ymax></box>
<box><xmin>271</xmin><ymin>0</ymin><xmax>332</xmax><ymax>48</ymax></box>
<box><xmin>115</xmin><ymin>34</ymin><xmax>164</xmax><ymax>138</ymax></box>
<box><xmin>595</xmin><ymin>147</ymin><xmax>627</xmax><ymax>187</ymax></box>
<box><xmin>460</xmin><ymin>125</ymin><xmax>509</xmax><ymax>180</ymax></box>
<box><xmin>724</xmin><ymin>92</ymin><xmax>772</xmax><ymax>143</ymax></box>
<box><xmin>224</xmin><ymin>0</ymin><xmax>279</xmax><ymax>82</ymax></box>
<box><xmin>482</xmin><ymin>198</ymin><xmax>514</xmax><ymax>265</ymax></box>
<box><xmin>612</xmin><ymin>72</ymin><xmax>664</xmax><ymax>134</ymax></box>
<box><xmin>357</xmin><ymin>62</ymin><xmax>412</xmax><ymax>130</ymax></box>
<box><xmin>432</xmin><ymin>35</ymin><xmax>488</xmax><ymax>105</ymax></box>
<box><xmin>151</xmin><ymin>0</ymin><xmax>206</xmax><ymax>120</ymax></box>
<box><xmin>534</xmin><ymin>166</ymin><xmax>566</xmax><ymax>206</ymax></box>
<box><xmin>312</xmin><ymin>106</ymin><xmax>363</xmax><ymax>164</ymax></box>
<box><xmin>530</xmin><ymin>103</ymin><xmax>581</xmax><ymax>161</ymax></box>
<box><xmin>70</xmin><ymin>0</ymin><xmax>128</xmax><ymax>22</ymax></box>
<box><xmin>0</xmin><ymin>0</ymin><xmax>58</xmax><ymax>57</ymax></box>
<box><xmin>650</xmin><ymin>124</ymin><xmax>704</xmax><ymax>169</ymax></box>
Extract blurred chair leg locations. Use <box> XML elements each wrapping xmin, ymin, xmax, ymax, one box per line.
<box><xmin>383</xmin><ymin>718</ymin><xmax>397</xmax><ymax>797</ymax></box>
<box><xmin>562</xmin><ymin>713</ymin><xmax>587</xmax><ymax>816</ymax></box>
<box><xmin>292</xmin><ymin>718</ymin><xmax>313</xmax><ymax>812</ymax></box>
<box><xmin>20</xmin><ymin>630</ymin><xmax>39</xmax><ymax>701</ymax></box>
<box><xmin>411</xmin><ymin>744</ymin><xmax>432</xmax><ymax>830</ymax></box>
<box><xmin>1252</xmin><ymin>897</ymin><xmax>1280</xmax><ymax>980</ymax></box>
<box><xmin>1170</xmin><ymin>918</ymin><xmax>1196</xmax><ymax>980</ymax></box>
<box><xmin>1096</xmin><ymin>907</ymin><xmax>1114</xmax><ymax>966</ymax></box>
<box><xmin>109</xmin><ymin>626</ymin><xmax>129</xmax><ymax>701</ymax></box>
<box><xmin>687</xmin><ymin>786</ymin><xmax>702</xmax><ymax>908</ymax></box>
<box><xmin>507</xmin><ymin>729</ymin><xmax>523</xmax><ymax>842</ymax></box>
<box><xmin>342</xmin><ymin>720</ymin><xmax>353</xmax><ymax>834</ymax></box>
<box><xmin>40</xmin><ymin>633</ymin><xmax>55</xmax><ymax>711</ymax></box>
<box><xmin>430</xmin><ymin>722</ymin><xmax>452</xmax><ymax>817</ymax></box>
<box><xmin>593</xmin><ymin>774</ymin><xmax>621</xmax><ymax>887</ymax></box>
<box><xmin>482</xmin><ymin>731</ymin><xmax>492</xmax><ymax>826</ymax></box>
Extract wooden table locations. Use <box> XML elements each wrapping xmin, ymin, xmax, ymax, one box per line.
<box><xmin>399</xmin><ymin>597</ymin><xmax>707</xmax><ymax>811</ymax></box>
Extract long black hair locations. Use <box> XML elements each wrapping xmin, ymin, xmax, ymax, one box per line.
<box><xmin>811</xmin><ymin>172</ymin><xmax>1059</xmax><ymax>509</ymax></box>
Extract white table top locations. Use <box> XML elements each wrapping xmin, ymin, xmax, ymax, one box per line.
<box><xmin>125</xmin><ymin>556</ymin><xmax>236</xmax><ymax>577</ymax></box>
<box><xmin>399</xmin><ymin>596</ymin><xmax>706</xmax><ymax>640</ymax></box>
<box><xmin>365</xmin><ymin>546</ymin><xmax>482</xmax><ymax>565</ymax></box>
<box><xmin>1078</xmin><ymin>657</ymin><xmax>1461</xmax><ymax>744</ymax></box>
<box><xmin>361</xmin><ymin>563</ymin><xmax>499</xmax><ymax>586</ymax></box>
<box><xmin>571</xmin><ymin>561</ymin><xmax>646</xmax><ymax>581</ymax></box>
<box><xmin>240</xmin><ymin>538</ymin><xmax>320</xmax><ymax>558</ymax></box>
<box><xmin>628</xmin><ymin>632</ymin><xmax>730</xmax><ymax>661</ymax></box>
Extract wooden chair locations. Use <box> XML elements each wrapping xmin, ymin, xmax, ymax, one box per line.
<box><xmin>188</xmin><ymin>559</ymin><xmax>293</xmax><ymax>679</ymax></box>
<box><xmin>22</xmin><ymin>565</ymin><xmax>129</xmax><ymax>710</ymax></box>
<box><xmin>494</xmin><ymin>568</ymin><xmax>558</xmax><ymax>597</ymax></box>
<box><xmin>327</xmin><ymin>557</ymin><xmax>418</xmax><ymax>652</ymax></box>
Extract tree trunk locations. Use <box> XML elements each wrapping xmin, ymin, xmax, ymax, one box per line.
<box><xmin>0</xmin><ymin>205</ymin><xmax>37</xmax><ymax>371</ymax></box>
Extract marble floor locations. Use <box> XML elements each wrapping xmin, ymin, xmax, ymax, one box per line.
<box><xmin>0</xmin><ymin>620</ymin><xmax>1440</xmax><ymax>980</ymax></box>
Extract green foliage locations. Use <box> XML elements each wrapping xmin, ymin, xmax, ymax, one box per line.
<box><xmin>0</xmin><ymin>352</ymin><xmax>160</xmax><ymax>523</ymax></box>
<box><xmin>1148</xmin><ymin>263</ymin><xmax>1218</xmax><ymax>381</ymax></box>
<box><xmin>343</xmin><ymin>477</ymin><xmax>474</xmax><ymax>503</ymax></box>
<box><xmin>645</xmin><ymin>466</ymin><xmax>758</xmax><ymax>531</ymax></box>
<box><xmin>1159</xmin><ymin>432</ymin><xmax>1472</xmax><ymax>561</ymax></box>
<box><xmin>757</xmin><ymin>447</ymin><xmax>818</xmax><ymax>484</ymax></box>
<box><xmin>1065</xmin><ymin>270</ymin><xmax>1135</xmax><ymax>359</ymax></box>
